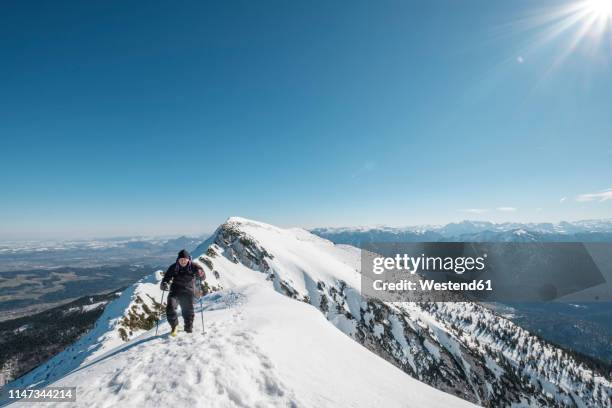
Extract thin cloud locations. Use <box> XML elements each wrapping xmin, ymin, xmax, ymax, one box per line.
<box><xmin>496</xmin><ymin>207</ymin><xmax>517</xmax><ymax>212</ymax></box>
<box><xmin>461</xmin><ymin>208</ymin><xmax>489</xmax><ymax>214</ymax></box>
<box><xmin>560</xmin><ymin>197</ymin><xmax>567</xmax><ymax>203</ymax></box>
<box><xmin>576</xmin><ymin>188</ymin><xmax>612</xmax><ymax>202</ymax></box>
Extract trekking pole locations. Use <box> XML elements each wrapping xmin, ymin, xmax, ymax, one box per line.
<box><xmin>155</xmin><ymin>289</ymin><xmax>166</xmax><ymax>336</ymax></box>
<box><xmin>197</xmin><ymin>277</ymin><xmax>205</xmax><ymax>335</ymax></box>
<box><xmin>199</xmin><ymin>295</ymin><xmax>205</xmax><ymax>335</ymax></box>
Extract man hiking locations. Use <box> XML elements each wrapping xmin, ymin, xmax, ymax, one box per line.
<box><xmin>160</xmin><ymin>249</ymin><xmax>206</xmax><ymax>335</ymax></box>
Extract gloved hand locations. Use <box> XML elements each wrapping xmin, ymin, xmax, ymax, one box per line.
<box><xmin>160</xmin><ymin>282</ymin><xmax>169</xmax><ymax>291</ymax></box>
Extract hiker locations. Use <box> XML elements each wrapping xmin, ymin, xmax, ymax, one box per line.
<box><xmin>160</xmin><ymin>249</ymin><xmax>205</xmax><ymax>334</ymax></box>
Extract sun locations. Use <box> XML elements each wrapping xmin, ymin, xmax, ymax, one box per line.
<box><xmin>504</xmin><ymin>0</ymin><xmax>612</xmax><ymax>70</ymax></box>
<box><xmin>585</xmin><ymin>0</ymin><xmax>612</xmax><ymax>18</ymax></box>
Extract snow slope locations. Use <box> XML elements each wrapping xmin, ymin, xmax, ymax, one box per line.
<box><xmin>6</xmin><ymin>273</ymin><xmax>164</xmax><ymax>390</ymax></box>
<box><xmin>4</xmin><ymin>216</ymin><xmax>611</xmax><ymax>407</ymax></box>
<box><xmin>194</xmin><ymin>218</ymin><xmax>611</xmax><ymax>407</ymax></box>
<box><xmin>5</xmin><ymin>281</ymin><xmax>473</xmax><ymax>407</ymax></box>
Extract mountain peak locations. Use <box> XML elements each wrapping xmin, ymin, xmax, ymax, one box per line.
<box><xmin>225</xmin><ymin>216</ymin><xmax>261</xmax><ymax>225</ymax></box>
<box><xmin>4</xmin><ymin>221</ymin><xmax>474</xmax><ymax>407</ymax></box>
<box><xmin>6</xmin><ymin>218</ymin><xmax>611</xmax><ymax>407</ymax></box>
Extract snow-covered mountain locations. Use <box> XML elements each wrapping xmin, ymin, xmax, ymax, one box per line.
<box><xmin>311</xmin><ymin>219</ymin><xmax>612</xmax><ymax>246</ymax></box>
<box><xmin>4</xmin><ymin>217</ymin><xmax>611</xmax><ymax>407</ymax></box>
<box><xmin>3</xmin><ymin>219</ymin><xmax>472</xmax><ymax>408</ymax></box>
<box><xmin>5</xmin><ymin>278</ymin><xmax>472</xmax><ymax>407</ymax></box>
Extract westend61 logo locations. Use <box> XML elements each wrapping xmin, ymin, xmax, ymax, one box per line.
<box><xmin>372</xmin><ymin>253</ymin><xmax>487</xmax><ymax>275</ymax></box>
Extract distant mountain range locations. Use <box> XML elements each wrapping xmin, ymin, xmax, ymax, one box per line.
<box><xmin>311</xmin><ymin>219</ymin><xmax>612</xmax><ymax>245</ymax></box>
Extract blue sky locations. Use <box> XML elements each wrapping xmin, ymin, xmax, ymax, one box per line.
<box><xmin>1</xmin><ymin>0</ymin><xmax>611</xmax><ymax>239</ymax></box>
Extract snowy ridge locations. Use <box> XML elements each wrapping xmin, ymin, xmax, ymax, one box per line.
<box><xmin>4</xmin><ymin>216</ymin><xmax>611</xmax><ymax>407</ymax></box>
<box><xmin>194</xmin><ymin>217</ymin><xmax>610</xmax><ymax>407</ymax></box>
<box><xmin>84</xmin><ymin>286</ymin><xmax>471</xmax><ymax>406</ymax></box>
<box><xmin>3</xmin><ymin>256</ymin><xmax>472</xmax><ymax>407</ymax></box>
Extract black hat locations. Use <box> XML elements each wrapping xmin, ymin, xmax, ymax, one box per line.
<box><xmin>177</xmin><ymin>249</ymin><xmax>191</xmax><ymax>259</ymax></box>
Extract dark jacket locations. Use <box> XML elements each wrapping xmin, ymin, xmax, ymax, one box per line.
<box><xmin>162</xmin><ymin>261</ymin><xmax>205</xmax><ymax>295</ymax></box>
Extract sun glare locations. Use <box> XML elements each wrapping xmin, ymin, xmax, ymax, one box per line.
<box><xmin>503</xmin><ymin>0</ymin><xmax>612</xmax><ymax>71</ymax></box>
<box><xmin>585</xmin><ymin>0</ymin><xmax>612</xmax><ymax>18</ymax></box>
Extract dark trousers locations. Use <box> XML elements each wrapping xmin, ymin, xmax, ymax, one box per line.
<box><xmin>166</xmin><ymin>291</ymin><xmax>194</xmax><ymax>331</ymax></box>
